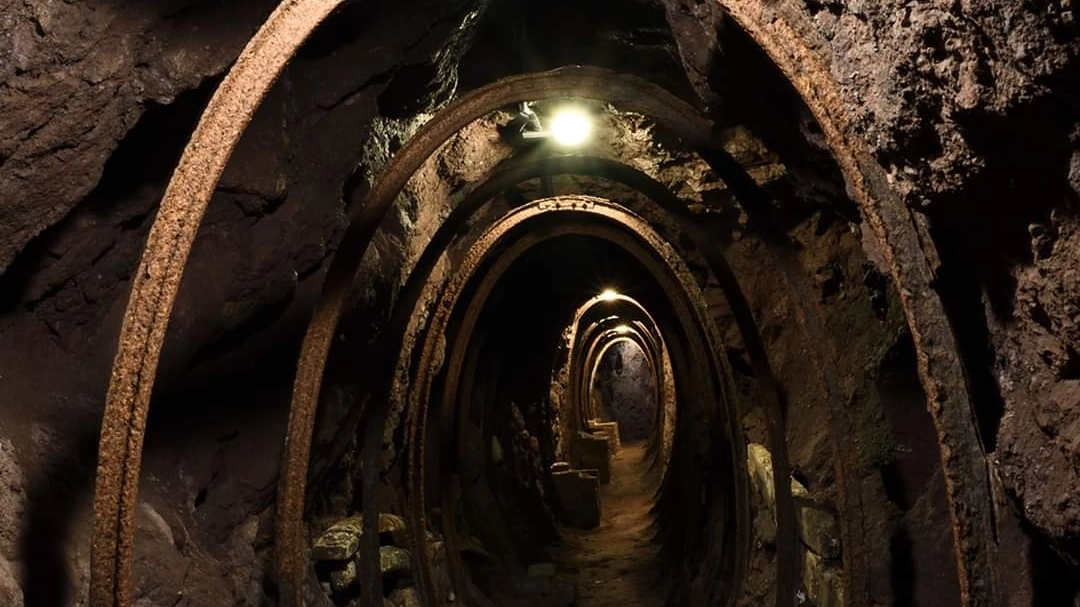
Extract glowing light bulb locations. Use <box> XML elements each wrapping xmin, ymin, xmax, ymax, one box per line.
<box><xmin>548</xmin><ymin>107</ymin><xmax>593</xmax><ymax>147</ymax></box>
<box><xmin>599</xmin><ymin>289</ymin><xmax>619</xmax><ymax>301</ymax></box>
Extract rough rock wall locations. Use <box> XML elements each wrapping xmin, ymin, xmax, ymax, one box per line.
<box><xmin>594</xmin><ymin>340</ymin><xmax>657</xmax><ymax>442</ymax></box>
<box><xmin>0</xmin><ymin>1</ymin><xmax>485</xmax><ymax>604</ymax></box>
<box><xmin>660</xmin><ymin>0</ymin><xmax>1080</xmax><ymax>577</ymax></box>
<box><xmin>0</xmin><ymin>0</ymin><xmax>279</xmax><ymax>274</ymax></box>
<box><xmin>993</xmin><ymin>209</ymin><xmax>1080</xmax><ymax>566</ymax></box>
<box><xmin>741</xmin><ymin>0</ymin><xmax>1080</xmax><ymax>571</ymax></box>
<box><xmin>682</xmin><ymin>0</ymin><xmax>1078</xmax><ymax>207</ymax></box>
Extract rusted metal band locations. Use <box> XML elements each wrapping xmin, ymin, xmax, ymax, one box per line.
<box><xmin>717</xmin><ymin>3</ymin><xmax>995</xmax><ymax>604</ymax></box>
<box><xmin>90</xmin><ymin>2</ymin><xmax>349</xmax><ymax>606</ymax></box>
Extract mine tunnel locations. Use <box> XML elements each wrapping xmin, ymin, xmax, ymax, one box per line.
<box><xmin>1</xmin><ymin>0</ymin><xmax>1079</xmax><ymax>606</ymax></box>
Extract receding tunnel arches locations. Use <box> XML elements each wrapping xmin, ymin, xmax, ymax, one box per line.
<box><xmin>92</xmin><ymin>54</ymin><xmax>811</xmax><ymax>606</ymax></box>
<box><xmin>274</xmin><ymin>86</ymin><xmax>811</xmax><ymax>607</ymax></box>
<box><xmin>553</xmin><ymin>292</ymin><xmax>672</xmax><ymax>466</ymax></box>
<box><xmin>574</xmin><ymin>306</ymin><xmax>673</xmax><ymax>477</ymax></box>
<box><xmin>91</xmin><ymin>71</ymin><xmax>798</xmax><ymax>605</ymax></box>
<box><xmin>562</xmin><ymin>300</ymin><xmax>678</xmax><ymax>482</ymax></box>
<box><xmin>259</xmin><ymin>134</ymin><xmax>801</xmax><ymax>606</ymax></box>
<box><xmin>85</xmin><ymin>4</ymin><xmax>1000</xmax><ymax>607</ymax></box>
<box><xmin>403</xmin><ymin>195</ymin><xmax>748</xmax><ymax>606</ymax></box>
<box><xmin>90</xmin><ymin>56</ymin><xmax>744</xmax><ymax>607</ymax></box>
<box><xmin>276</xmin><ymin>66</ymin><xmax>799</xmax><ymax>607</ymax></box>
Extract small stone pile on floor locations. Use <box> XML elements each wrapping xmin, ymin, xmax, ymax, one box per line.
<box><xmin>311</xmin><ymin>513</ymin><xmax>451</xmax><ymax>606</ymax></box>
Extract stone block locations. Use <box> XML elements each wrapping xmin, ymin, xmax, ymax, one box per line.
<box><xmin>379</xmin><ymin>545</ymin><xmax>412</xmax><ymax>576</ymax></box>
<box><xmin>588</xmin><ymin>419</ymin><xmax>621</xmax><ymax>452</ymax></box>
<box><xmin>747</xmin><ymin>443</ymin><xmax>842</xmax><ymax>558</ymax></box>
<box><xmin>550</xmin><ymin>461</ymin><xmax>571</xmax><ymax>474</ymax></box>
<box><xmin>552</xmin><ymin>469</ymin><xmax>601</xmax><ymax>528</ymax></box>
<box><xmin>747</xmin><ymin>443</ymin><xmax>807</xmax><ymax>507</ymax></box>
<box><xmin>753</xmin><ymin>508</ymin><xmax>776</xmax><ymax>545</ymax></box>
<box><xmin>312</xmin><ymin>513</ymin><xmax>409</xmax><ymax>561</ymax></box>
<box><xmin>328</xmin><ymin>559</ymin><xmax>357</xmax><ymax>593</ymax></box>
<box><xmin>802</xmin><ymin>550</ymin><xmax>844</xmax><ymax>607</ymax></box>
<box><xmin>795</xmin><ymin>498</ymin><xmax>841</xmax><ymax>559</ymax></box>
<box><xmin>575</xmin><ymin>432</ymin><xmax>612</xmax><ymax>484</ymax></box>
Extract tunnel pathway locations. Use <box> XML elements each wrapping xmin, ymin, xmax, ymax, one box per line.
<box><xmin>550</xmin><ymin>443</ymin><xmax>668</xmax><ymax>606</ymax></box>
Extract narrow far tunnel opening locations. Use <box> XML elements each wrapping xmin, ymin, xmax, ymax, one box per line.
<box><xmin>590</xmin><ymin>338</ymin><xmax>658</xmax><ymax>445</ymax></box>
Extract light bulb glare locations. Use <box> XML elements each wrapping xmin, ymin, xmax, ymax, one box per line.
<box><xmin>549</xmin><ymin>107</ymin><xmax>593</xmax><ymax>147</ymax></box>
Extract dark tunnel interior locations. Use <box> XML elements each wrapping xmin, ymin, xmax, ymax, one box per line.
<box><xmin>0</xmin><ymin>1</ymin><xmax>1079</xmax><ymax>607</ymax></box>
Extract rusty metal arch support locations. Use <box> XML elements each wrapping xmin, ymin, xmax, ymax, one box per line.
<box><xmin>89</xmin><ymin>2</ymin><xmax>351</xmax><ymax>606</ymax></box>
<box><xmin>407</xmin><ymin>196</ymin><xmax>749</xmax><ymax>606</ymax></box>
<box><xmin>716</xmin><ymin>4</ymin><xmax>996</xmax><ymax>604</ymax></box>
<box><xmin>89</xmin><ymin>0</ymin><xmax>991</xmax><ymax>603</ymax></box>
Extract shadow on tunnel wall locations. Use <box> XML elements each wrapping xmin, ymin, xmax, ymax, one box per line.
<box><xmin>18</xmin><ymin>411</ymin><xmax>99</xmax><ymax>607</ymax></box>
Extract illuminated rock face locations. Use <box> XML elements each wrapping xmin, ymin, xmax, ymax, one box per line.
<box><xmin>594</xmin><ymin>340</ymin><xmax>657</xmax><ymax>443</ymax></box>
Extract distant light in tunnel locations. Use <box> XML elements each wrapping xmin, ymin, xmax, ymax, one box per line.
<box><xmin>599</xmin><ymin>289</ymin><xmax>619</xmax><ymax>301</ymax></box>
<box><xmin>548</xmin><ymin>106</ymin><xmax>593</xmax><ymax>147</ymax></box>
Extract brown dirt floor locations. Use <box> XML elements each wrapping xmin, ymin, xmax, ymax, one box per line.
<box><xmin>549</xmin><ymin>442</ymin><xmax>668</xmax><ymax>606</ymax></box>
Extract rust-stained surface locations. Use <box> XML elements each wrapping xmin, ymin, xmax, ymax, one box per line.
<box><xmin>716</xmin><ymin>3</ymin><xmax>997</xmax><ymax>605</ymax></box>
<box><xmin>90</xmin><ymin>2</ymin><xmax>347</xmax><ymax>606</ymax></box>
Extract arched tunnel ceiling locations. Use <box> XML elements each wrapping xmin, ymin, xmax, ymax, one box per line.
<box><xmin>0</xmin><ymin>1</ymin><xmax>1078</xmax><ymax>607</ymax></box>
